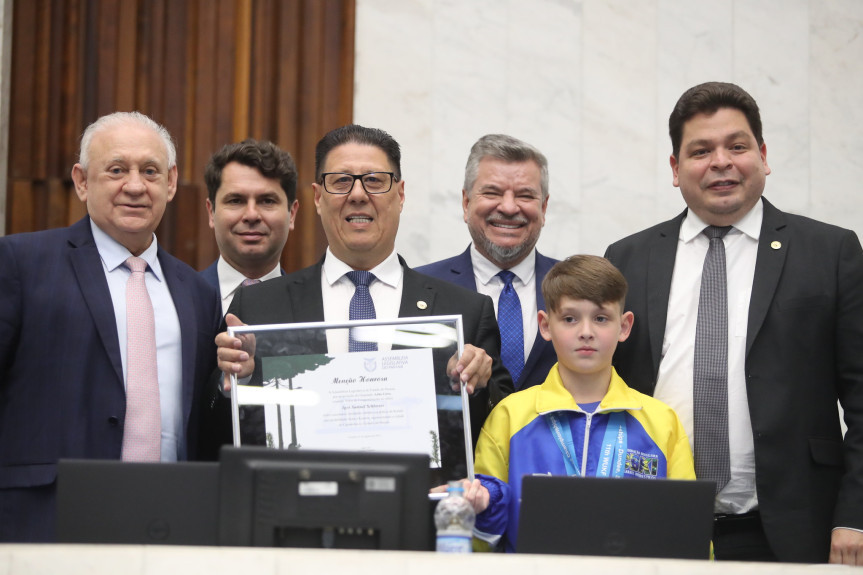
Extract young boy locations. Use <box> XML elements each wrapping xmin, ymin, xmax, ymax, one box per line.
<box><xmin>464</xmin><ymin>255</ymin><xmax>694</xmax><ymax>552</ymax></box>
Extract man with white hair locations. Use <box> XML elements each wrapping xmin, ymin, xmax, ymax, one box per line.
<box><xmin>0</xmin><ymin>111</ymin><xmax>221</xmax><ymax>542</ymax></box>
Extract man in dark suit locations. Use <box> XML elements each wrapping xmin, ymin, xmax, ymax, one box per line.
<box><xmin>605</xmin><ymin>82</ymin><xmax>863</xmax><ymax>564</ymax></box>
<box><xmin>216</xmin><ymin>125</ymin><xmax>513</xmax><ymax>448</ymax></box>
<box><xmin>200</xmin><ymin>139</ymin><xmax>298</xmax><ymax>313</ymax></box>
<box><xmin>0</xmin><ymin>112</ymin><xmax>221</xmax><ymax>542</ymax></box>
<box><xmin>417</xmin><ymin>134</ymin><xmax>557</xmax><ymax>391</ymax></box>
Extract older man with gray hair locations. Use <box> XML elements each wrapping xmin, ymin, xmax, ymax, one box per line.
<box><xmin>418</xmin><ymin>134</ymin><xmax>557</xmax><ymax>391</ymax></box>
<box><xmin>0</xmin><ymin>111</ymin><xmax>221</xmax><ymax>542</ymax></box>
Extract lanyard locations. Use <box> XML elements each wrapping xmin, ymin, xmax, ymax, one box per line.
<box><xmin>544</xmin><ymin>411</ymin><xmax>627</xmax><ymax>477</ymax></box>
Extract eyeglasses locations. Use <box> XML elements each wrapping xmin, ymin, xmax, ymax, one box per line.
<box><xmin>320</xmin><ymin>172</ymin><xmax>396</xmax><ymax>195</ymax></box>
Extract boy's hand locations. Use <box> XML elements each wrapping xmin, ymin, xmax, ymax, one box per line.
<box><xmin>429</xmin><ymin>479</ymin><xmax>490</xmax><ymax>514</ymax></box>
<box><xmin>461</xmin><ymin>478</ymin><xmax>490</xmax><ymax>514</ymax></box>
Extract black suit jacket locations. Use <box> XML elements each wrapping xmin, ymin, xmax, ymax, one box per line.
<box><xmin>216</xmin><ymin>255</ymin><xmax>514</xmax><ymax>449</ymax></box>
<box><xmin>605</xmin><ymin>197</ymin><xmax>863</xmax><ymax>562</ymax></box>
<box><xmin>416</xmin><ymin>247</ymin><xmax>559</xmax><ymax>390</ymax></box>
<box><xmin>0</xmin><ymin>217</ymin><xmax>222</xmax><ymax>542</ymax></box>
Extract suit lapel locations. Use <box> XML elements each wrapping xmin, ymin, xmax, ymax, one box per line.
<box><xmin>68</xmin><ymin>218</ymin><xmax>124</xmax><ymax>385</ymax></box>
<box><xmin>747</xmin><ymin>198</ymin><xmax>787</xmax><ymax>355</ymax></box>
<box><xmin>287</xmin><ymin>259</ymin><xmax>326</xmax><ymax>322</ymax></box>
<box><xmin>521</xmin><ymin>340</ymin><xmax>545</xmax><ymax>385</ymax></box>
<box><xmin>159</xmin><ymin>249</ymin><xmax>197</xmax><ymax>426</ymax></box>
<box><xmin>445</xmin><ymin>247</ymin><xmax>478</xmax><ymax>291</ymax></box>
<box><xmin>520</xmin><ymin>251</ymin><xmax>556</xmax><ymax>386</ymax></box>
<box><xmin>534</xmin><ymin>251</ymin><xmax>555</xmax><ymax>313</ymax></box>
<box><xmin>200</xmin><ymin>260</ymin><xmax>220</xmax><ymax>296</ymax></box>
<box><xmin>646</xmin><ymin>214</ymin><xmax>684</xmax><ymax>379</ymax></box>
<box><xmin>399</xmin><ymin>259</ymin><xmax>437</xmax><ymax>317</ymax></box>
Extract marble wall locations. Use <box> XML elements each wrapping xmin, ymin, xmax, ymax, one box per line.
<box><xmin>354</xmin><ymin>0</ymin><xmax>863</xmax><ymax>266</ymax></box>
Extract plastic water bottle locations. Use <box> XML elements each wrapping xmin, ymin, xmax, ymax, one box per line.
<box><xmin>434</xmin><ymin>480</ymin><xmax>475</xmax><ymax>552</ymax></box>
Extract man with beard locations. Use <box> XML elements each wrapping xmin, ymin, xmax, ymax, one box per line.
<box><xmin>417</xmin><ymin>134</ymin><xmax>556</xmax><ymax>391</ymax></box>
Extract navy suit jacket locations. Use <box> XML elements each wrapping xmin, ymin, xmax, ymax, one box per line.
<box><xmin>0</xmin><ymin>217</ymin><xmax>222</xmax><ymax>542</ymax></box>
<box><xmin>605</xmin><ymin>198</ymin><xmax>863</xmax><ymax>562</ymax></box>
<box><xmin>200</xmin><ymin>260</ymin><xmax>221</xmax><ymax>292</ymax></box>
<box><xmin>416</xmin><ymin>247</ymin><xmax>558</xmax><ymax>390</ymax></box>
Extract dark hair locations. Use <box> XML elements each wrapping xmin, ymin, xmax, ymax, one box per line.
<box><xmin>669</xmin><ymin>82</ymin><xmax>763</xmax><ymax>160</ymax></box>
<box><xmin>204</xmin><ymin>139</ymin><xmax>298</xmax><ymax>204</ymax></box>
<box><xmin>314</xmin><ymin>124</ymin><xmax>401</xmax><ymax>181</ymax></box>
<box><xmin>542</xmin><ymin>255</ymin><xmax>628</xmax><ymax>313</ymax></box>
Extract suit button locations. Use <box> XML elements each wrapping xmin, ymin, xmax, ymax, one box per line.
<box><xmin>108</xmin><ymin>416</ymin><xmax>120</xmax><ymax>426</ymax></box>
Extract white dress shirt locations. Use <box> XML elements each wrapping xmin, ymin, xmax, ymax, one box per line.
<box><xmin>470</xmin><ymin>245</ymin><xmax>538</xmax><ymax>365</ymax></box>
<box><xmin>320</xmin><ymin>248</ymin><xmax>404</xmax><ymax>353</ymax></box>
<box><xmin>654</xmin><ymin>201</ymin><xmax>761</xmax><ymax>513</ymax></box>
<box><xmin>91</xmin><ymin>221</ymin><xmax>184</xmax><ymax>461</ymax></box>
<box><xmin>216</xmin><ymin>256</ymin><xmax>282</xmax><ymax>314</ymax></box>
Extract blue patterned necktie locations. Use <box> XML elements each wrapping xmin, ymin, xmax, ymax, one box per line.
<box><xmin>346</xmin><ymin>270</ymin><xmax>378</xmax><ymax>352</ymax></box>
<box><xmin>497</xmin><ymin>270</ymin><xmax>524</xmax><ymax>383</ymax></box>
<box><xmin>694</xmin><ymin>225</ymin><xmax>732</xmax><ymax>494</ymax></box>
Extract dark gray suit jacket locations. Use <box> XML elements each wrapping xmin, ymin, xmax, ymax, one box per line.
<box><xmin>605</xmin><ymin>197</ymin><xmax>863</xmax><ymax>562</ymax></box>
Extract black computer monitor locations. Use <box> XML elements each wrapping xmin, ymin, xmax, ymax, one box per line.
<box><xmin>218</xmin><ymin>446</ymin><xmax>431</xmax><ymax>550</ymax></box>
<box><xmin>57</xmin><ymin>460</ymin><xmax>220</xmax><ymax>545</ymax></box>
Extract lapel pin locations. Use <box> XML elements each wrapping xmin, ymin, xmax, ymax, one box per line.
<box><xmin>771</xmin><ymin>241</ymin><xmax>781</xmax><ymax>250</ymax></box>
<box><xmin>417</xmin><ymin>301</ymin><xmax>428</xmax><ymax>310</ymax></box>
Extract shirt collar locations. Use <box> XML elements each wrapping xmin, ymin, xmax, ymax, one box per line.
<box><xmin>536</xmin><ymin>366</ymin><xmax>643</xmax><ymax>414</ymax></box>
<box><xmin>470</xmin><ymin>244</ymin><xmax>536</xmax><ymax>287</ymax></box>
<box><xmin>217</xmin><ymin>256</ymin><xmax>282</xmax><ymax>300</ymax></box>
<box><xmin>322</xmin><ymin>247</ymin><xmax>402</xmax><ymax>288</ymax></box>
<box><xmin>680</xmin><ymin>198</ymin><xmax>763</xmax><ymax>243</ymax></box>
<box><xmin>90</xmin><ymin>220</ymin><xmax>163</xmax><ymax>280</ymax></box>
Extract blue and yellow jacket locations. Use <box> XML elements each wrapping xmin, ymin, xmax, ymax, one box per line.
<box><xmin>474</xmin><ymin>365</ymin><xmax>695</xmax><ymax>552</ymax></box>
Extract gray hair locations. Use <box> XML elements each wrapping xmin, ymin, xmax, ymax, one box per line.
<box><xmin>463</xmin><ymin>134</ymin><xmax>549</xmax><ymax>199</ymax></box>
<box><xmin>78</xmin><ymin>111</ymin><xmax>177</xmax><ymax>171</ymax></box>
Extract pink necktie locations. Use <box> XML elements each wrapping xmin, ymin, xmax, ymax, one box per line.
<box><xmin>121</xmin><ymin>256</ymin><xmax>161</xmax><ymax>461</ymax></box>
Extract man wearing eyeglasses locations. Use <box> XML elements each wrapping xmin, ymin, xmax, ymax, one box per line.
<box><xmin>213</xmin><ymin>124</ymin><xmax>514</xmax><ymax>445</ymax></box>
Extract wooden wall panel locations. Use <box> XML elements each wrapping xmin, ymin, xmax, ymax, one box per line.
<box><xmin>5</xmin><ymin>0</ymin><xmax>355</xmax><ymax>273</ymax></box>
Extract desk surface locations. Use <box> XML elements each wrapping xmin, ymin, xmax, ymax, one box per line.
<box><xmin>0</xmin><ymin>544</ymin><xmax>855</xmax><ymax>574</ymax></box>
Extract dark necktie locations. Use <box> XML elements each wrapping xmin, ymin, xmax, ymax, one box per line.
<box><xmin>346</xmin><ymin>270</ymin><xmax>377</xmax><ymax>352</ymax></box>
<box><xmin>121</xmin><ymin>256</ymin><xmax>161</xmax><ymax>462</ymax></box>
<box><xmin>693</xmin><ymin>225</ymin><xmax>732</xmax><ymax>493</ymax></box>
<box><xmin>497</xmin><ymin>270</ymin><xmax>524</xmax><ymax>383</ymax></box>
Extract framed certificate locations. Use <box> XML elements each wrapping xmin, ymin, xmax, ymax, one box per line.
<box><xmin>228</xmin><ymin>315</ymin><xmax>474</xmax><ymax>483</ymax></box>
